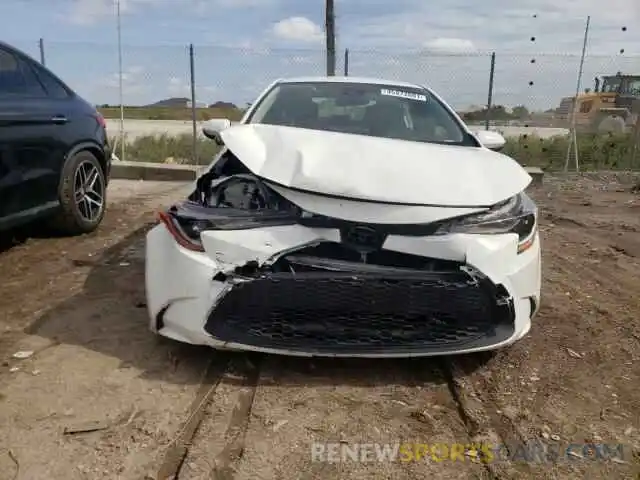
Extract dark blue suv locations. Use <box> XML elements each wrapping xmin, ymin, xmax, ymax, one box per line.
<box><xmin>0</xmin><ymin>41</ymin><xmax>111</xmax><ymax>235</ymax></box>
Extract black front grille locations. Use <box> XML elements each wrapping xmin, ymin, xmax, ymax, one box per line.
<box><xmin>204</xmin><ymin>267</ymin><xmax>515</xmax><ymax>355</ymax></box>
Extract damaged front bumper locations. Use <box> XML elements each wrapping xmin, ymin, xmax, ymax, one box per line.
<box><xmin>145</xmin><ymin>212</ymin><xmax>541</xmax><ymax>358</ymax></box>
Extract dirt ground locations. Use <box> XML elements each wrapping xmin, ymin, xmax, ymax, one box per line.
<box><xmin>0</xmin><ymin>174</ymin><xmax>638</xmax><ymax>480</ymax></box>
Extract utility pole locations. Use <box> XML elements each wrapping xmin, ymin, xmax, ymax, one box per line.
<box><xmin>325</xmin><ymin>0</ymin><xmax>335</xmax><ymax>76</ymax></box>
<box><xmin>38</xmin><ymin>38</ymin><xmax>45</xmax><ymax>66</ymax></box>
<box><xmin>344</xmin><ymin>48</ymin><xmax>349</xmax><ymax>76</ymax></box>
<box><xmin>484</xmin><ymin>52</ymin><xmax>496</xmax><ymax>130</ymax></box>
<box><xmin>116</xmin><ymin>0</ymin><xmax>125</xmax><ymax>161</ymax></box>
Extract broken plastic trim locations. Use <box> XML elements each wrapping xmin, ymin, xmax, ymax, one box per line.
<box><xmin>157</xmin><ymin>203</ymin><xmax>299</xmax><ymax>252</ymax></box>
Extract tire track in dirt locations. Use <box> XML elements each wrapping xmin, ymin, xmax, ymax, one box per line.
<box><xmin>166</xmin><ymin>353</ymin><xmax>263</xmax><ymax>480</ymax></box>
<box><xmin>450</xmin><ymin>219</ymin><xmax>640</xmax><ymax>479</ymax></box>
<box><xmin>441</xmin><ymin>356</ymin><xmax>523</xmax><ymax>480</ymax></box>
<box><xmin>223</xmin><ymin>356</ymin><xmax>490</xmax><ymax>480</ymax></box>
<box><xmin>440</xmin><ymin>178</ymin><xmax>640</xmax><ymax>479</ymax></box>
<box><xmin>157</xmin><ymin>354</ymin><xmax>502</xmax><ymax>479</ymax></box>
<box><xmin>159</xmin><ymin>355</ymin><xmax>512</xmax><ymax>480</ymax></box>
<box><xmin>155</xmin><ymin>351</ymin><xmax>234</xmax><ymax>479</ymax></box>
<box><xmin>209</xmin><ymin>355</ymin><xmax>262</xmax><ymax>479</ymax></box>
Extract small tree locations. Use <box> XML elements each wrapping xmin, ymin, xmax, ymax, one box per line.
<box><xmin>512</xmin><ymin>105</ymin><xmax>530</xmax><ymax>119</ymax></box>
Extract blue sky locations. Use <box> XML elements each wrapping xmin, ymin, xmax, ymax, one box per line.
<box><xmin>3</xmin><ymin>0</ymin><xmax>640</xmax><ymax>110</ymax></box>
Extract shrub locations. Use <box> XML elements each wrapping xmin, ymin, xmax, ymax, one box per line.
<box><xmin>503</xmin><ymin>132</ymin><xmax>640</xmax><ymax>170</ymax></box>
<box><xmin>123</xmin><ymin>133</ymin><xmax>219</xmax><ymax>165</ymax></box>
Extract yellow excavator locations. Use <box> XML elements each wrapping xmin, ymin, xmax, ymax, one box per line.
<box><xmin>556</xmin><ymin>73</ymin><xmax>640</xmax><ymax>133</ymax></box>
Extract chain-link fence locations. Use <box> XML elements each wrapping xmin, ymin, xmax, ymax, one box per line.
<box><xmin>17</xmin><ymin>38</ymin><xmax>640</xmax><ymax>170</ymax></box>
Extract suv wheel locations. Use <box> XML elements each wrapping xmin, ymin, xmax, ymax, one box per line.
<box><xmin>50</xmin><ymin>151</ymin><xmax>106</xmax><ymax>235</ymax></box>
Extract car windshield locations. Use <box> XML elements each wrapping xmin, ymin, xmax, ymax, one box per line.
<box><xmin>247</xmin><ymin>81</ymin><xmax>476</xmax><ymax>146</ymax></box>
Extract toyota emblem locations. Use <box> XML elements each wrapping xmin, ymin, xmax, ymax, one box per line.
<box><xmin>342</xmin><ymin>225</ymin><xmax>385</xmax><ymax>251</ymax></box>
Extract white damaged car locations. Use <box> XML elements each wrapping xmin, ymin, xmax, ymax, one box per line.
<box><xmin>145</xmin><ymin>76</ymin><xmax>541</xmax><ymax>357</ymax></box>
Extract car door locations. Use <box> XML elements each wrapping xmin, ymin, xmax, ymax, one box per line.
<box><xmin>0</xmin><ymin>46</ymin><xmax>72</xmax><ymax>227</ymax></box>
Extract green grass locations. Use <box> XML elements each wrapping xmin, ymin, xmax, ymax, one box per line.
<box><xmin>99</xmin><ymin>106</ymin><xmax>244</xmax><ymax>122</ymax></box>
<box><xmin>504</xmin><ymin>132</ymin><xmax>640</xmax><ymax>170</ymax></box>
<box><xmin>99</xmin><ymin>106</ymin><xmax>529</xmax><ymax>124</ymax></box>
<box><xmin>122</xmin><ymin>133</ymin><xmax>220</xmax><ymax>165</ymax></box>
<box><xmin>121</xmin><ymin>131</ymin><xmax>640</xmax><ymax>170</ymax></box>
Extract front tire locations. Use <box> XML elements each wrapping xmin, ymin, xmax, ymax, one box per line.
<box><xmin>50</xmin><ymin>150</ymin><xmax>106</xmax><ymax>235</ymax></box>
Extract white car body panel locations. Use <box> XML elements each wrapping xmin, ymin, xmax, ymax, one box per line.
<box><xmin>145</xmin><ymin>76</ymin><xmax>542</xmax><ymax>357</ymax></box>
<box><xmin>219</xmin><ymin>123</ymin><xmax>531</xmax><ymax>207</ymax></box>
<box><xmin>199</xmin><ymin>226</ymin><xmax>340</xmax><ymax>271</ymax></box>
<box><xmin>146</xmin><ymin>222</ymin><xmax>541</xmax><ymax>356</ymax></box>
<box><xmin>265</xmin><ymin>182</ymin><xmax>487</xmax><ymax>224</ymax></box>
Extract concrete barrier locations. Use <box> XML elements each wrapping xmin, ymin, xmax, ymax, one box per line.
<box><xmin>110</xmin><ymin>160</ymin><xmax>544</xmax><ymax>189</ymax></box>
<box><xmin>110</xmin><ymin>161</ymin><xmax>201</xmax><ymax>182</ymax></box>
<box><xmin>107</xmin><ymin>119</ymin><xmax>569</xmax><ymax>142</ymax></box>
<box><xmin>525</xmin><ymin>166</ymin><xmax>544</xmax><ymax>186</ymax></box>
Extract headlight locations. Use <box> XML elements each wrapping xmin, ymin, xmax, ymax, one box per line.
<box><xmin>433</xmin><ymin>192</ymin><xmax>537</xmax><ymax>253</ymax></box>
<box><xmin>159</xmin><ymin>175</ymin><xmax>300</xmax><ymax>251</ymax></box>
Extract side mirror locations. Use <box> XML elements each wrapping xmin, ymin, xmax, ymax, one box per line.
<box><xmin>474</xmin><ymin>129</ymin><xmax>506</xmax><ymax>151</ymax></box>
<box><xmin>202</xmin><ymin>118</ymin><xmax>232</xmax><ymax>141</ymax></box>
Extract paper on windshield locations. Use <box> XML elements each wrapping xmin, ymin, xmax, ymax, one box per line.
<box><xmin>380</xmin><ymin>88</ymin><xmax>427</xmax><ymax>102</ymax></box>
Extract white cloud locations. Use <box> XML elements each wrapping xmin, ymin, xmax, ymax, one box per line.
<box><xmin>167</xmin><ymin>76</ymin><xmax>191</xmax><ymax>96</ymax></box>
<box><xmin>340</xmin><ymin>0</ymin><xmax>640</xmax><ymax>54</ymax></box>
<box><xmin>67</xmin><ymin>0</ymin><xmax>115</xmax><ymax>25</ymax></box>
<box><xmin>211</xmin><ymin>0</ymin><xmax>277</xmax><ymax>7</ymax></box>
<box><xmin>98</xmin><ymin>65</ymin><xmax>146</xmax><ymax>100</ymax></box>
<box><xmin>127</xmin><ymin>65</ymin><xmax>144</xmax><ymax>75</ymax></box>
<box><xmin>54</xmin><ymin>0</ymin><xmax>640</xmax><ymax>109</ymax></box>
<box><xmin>423</xmin><ymin>38</ymin><xmax>477</xmax><ymax>53</ymax></box>
<box><xmin>272</xmin><ymin>16</ymin><xmax>323</xmax><ymax>43</ymax></box>
<box><xmin>213</xmin><ymin>39</ymin><xmax>271</xmax><ymax>55</ymax></box>
<box><xmin>191</xmin><ymin>0</ymin><xmax>277</xmax><ymax>15</ymax></box>
<box><xmin>66</xmin><ymin>0</ymin><xmax>164</xmax><ymax>25</ymax></box>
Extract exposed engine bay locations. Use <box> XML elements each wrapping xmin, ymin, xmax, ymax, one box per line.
<box><xmin>167</xmin><ymin>146</ymin><xmax>535</xmax><ymax>275</ymax></box>
<box><xmin>176</xmin><ymin>149</ymin><xmax>482</xmax><ymax>274</ymax></box>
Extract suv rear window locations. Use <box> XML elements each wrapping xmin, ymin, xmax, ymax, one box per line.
<box><xmin>0</xmin><ymin>48</ymin><xmax>47</xmax><ymax>97</ymax></box>
<box><xmin>33</xmin><ymin>64</ymin><xmax>70</xmax><ymax>99</ymax></box>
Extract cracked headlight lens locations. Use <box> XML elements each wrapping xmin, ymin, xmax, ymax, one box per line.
<box><xmin>433</xmin><ymin>192</ymin><xmax>537</xmax><ymax>253</ymax></box>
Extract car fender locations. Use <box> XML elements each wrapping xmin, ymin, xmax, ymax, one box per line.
<box><xmin>65</xmin><ymin>140</ymin><xmax>106</xmax><ymax>162</ymax></box>
<box><xmin>64</xmin><ymin>140</ymin><xmax>110</xmax><ymax>180</ymax></box>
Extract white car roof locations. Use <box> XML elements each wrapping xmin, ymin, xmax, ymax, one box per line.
<box><xmin>275</xmin><ymin>76</ymin><xmax>427</xmax><ymax>90</ymax></box>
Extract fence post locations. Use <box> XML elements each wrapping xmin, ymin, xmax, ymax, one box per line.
<box><xmin>116</xmin><ymin>0</ymin><xmax>125</xmax><ymax>162</ymax></box>
<box><xmin>325</xmin><ymin>0</ymin><xmax>336</xmax><ymax>75</ymax></box>
<box><xmin>189</xmin><ymin>44</ymin><xmax>197</xmax><ymax>164</ymax></box>
<box><xmin>38</xmin><ymin>38</ymin><xmax>45</xmax><ymax>66</ymax></box>
<box><xmin>344</xmin><ymin>48</ymin><xmax>349</xmax><ymax>76</ymax></box>
<box><xmin>484</xmin><ymin>52</ymin><xmax>496</xmax><ymax>130</ymax></box>
<box><xmin>631</xmin><ymin>114</ymin><xmax>640</xmax><ymax>169</ymax></box>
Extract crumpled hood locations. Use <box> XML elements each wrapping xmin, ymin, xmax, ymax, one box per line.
<box><xmin>219</xmin><ymin>123</ymin><xmax>531</xmax><ymax>207</ymax></box>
